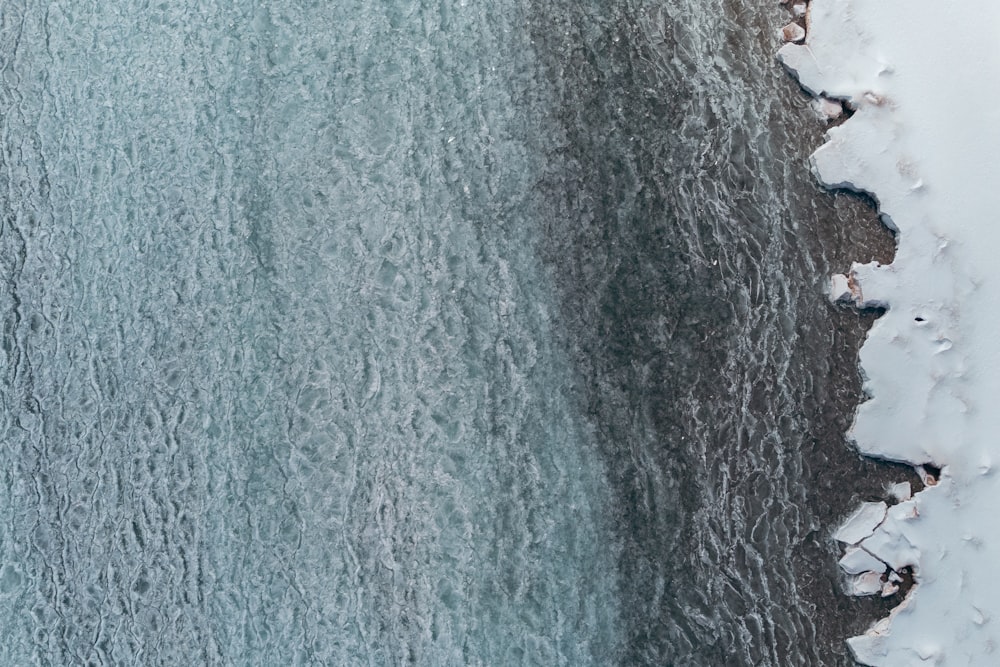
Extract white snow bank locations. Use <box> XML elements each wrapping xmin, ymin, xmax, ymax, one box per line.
<box><xmin>779</xmin><ymin>0</ymin><xmax>1000</xmax><ymax>664</ymax></box>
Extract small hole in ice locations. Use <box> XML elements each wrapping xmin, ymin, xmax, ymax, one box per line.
<box><xmin>922</xmin><ymin>463</ymin><xmax>942</xmax><ymax>486</ymax></box>
<box><xmin>914</xmin><ymin>316</ymin><xmax>925</xmax><ymax>322</ymax></box>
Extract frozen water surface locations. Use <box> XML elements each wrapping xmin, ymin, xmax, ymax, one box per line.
<box><xmin>782</xmin><ymin>0</ymin><xmax>1000</xmax><ymax>663</ymax></box>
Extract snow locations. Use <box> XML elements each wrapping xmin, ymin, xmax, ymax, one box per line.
<box><xmin>887</xmin><ymin>482</ymin><xmax>911</xmax><ymax>503</ymax></box>
<box><xmin>833</xmin><ymin>501</ymin><xmax>888</xmax><ymax>545</ymax></box>
<box><xmin>850</xmin><ymin>571</ymin><xmax>886</xmax><ymax>597</ymax></box>
<box><xmin>829</xmin><ymin>272</ymin><xmax>853</xmax><ymax>302</ymax></box>
<box><xmin>778</xmin><ymin>0</ymin><xmax>1000</xmax><ymax>664</ymax></box>
<box><xmin>839</xmin><ymin>546</ymin><xmax>887</xmax><ymax>576</ymax></box>
<box><xmin>811</xmin><ymin>96</ymin><xmax>844</xmax><ymax>121</ymax></box>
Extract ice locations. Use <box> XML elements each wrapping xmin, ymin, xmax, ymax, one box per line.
<box><xmin>780</xmin><ymin>22</ymin><xmax>805</xmax><ymax>43</ymax></box>
<box><xmin>839</xmin><ymin>546</ymin><xmax>887</xmax><ymax>576</ymax></box>
<box><xmin>811</xmin><ymin>96</ymin><xmax>844</xmax><ymax>121</ymax></box>
<box><xmin>858</xmin><ymin>498</ymin><xmax>922</xmax><ymax>572</ymax></box>
<box><xmin>829</xmin><ymin>273</ymin><xmax>853</xmax><ymax>303</ymax></box>
<box><xmin>833</xmin><ymin>501</ymin><xmax>887</xmax><ymax>545</ymax></box>
<box><xmin>849</xmin><ymin>571</ymin><xmax>885</xmax><ymax>597</ymax></box>
<box><xmin>880</xmin><ymin>581</ymin><xmax>899</xmax><ymax>598</ymax></box>
<box><xmin>779</xmin><ymin>0</ymin><xmax>1000</xmax><ymax>663</ymax></box>
<box><xmin>888</xmin><ymin>482</ymin><xmax>911</xmax><ymax>502</ymax></box>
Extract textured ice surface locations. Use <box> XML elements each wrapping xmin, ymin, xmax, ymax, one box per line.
<box><xmin>781</xmin><ymin>0</ymin><xmax>1000</xmax><ymax>664</ymax></box>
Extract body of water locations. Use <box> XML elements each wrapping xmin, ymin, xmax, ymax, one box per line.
<box><xmin>0</xmin><ymin>1</ymin><xmax>902</xmax><ymax>664</ymax></box>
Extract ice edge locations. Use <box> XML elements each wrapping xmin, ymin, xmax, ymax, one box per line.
<box><xmin>779</xmin><ymin>0</ymin><xmax>1000</xmax><ymax>664</ymax></box>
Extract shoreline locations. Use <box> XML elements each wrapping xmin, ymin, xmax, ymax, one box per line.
<box><xmin>780</xmin><ymin>0</ymin><xmax>1000</xmax><ymax>663</ymax></box>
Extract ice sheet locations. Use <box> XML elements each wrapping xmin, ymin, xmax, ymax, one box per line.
<box><xmin>780</xmin><ymin>0</ymin><xmax>1000</xmax><ymax>663</ymax></box>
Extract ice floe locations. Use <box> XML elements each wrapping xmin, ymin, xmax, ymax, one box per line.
<box><xmin>887</xmin><ymin>482</ymin><xmax>911</xmax><ymax>503</ymax></box>
<box><xmin>833</xmin><ymin>501</ymin><xmax>888</xmax><ymax>546</ymax></box>
<box><xmin>839</xmin><ymin>546</ymin><xmax>887</xmax><ymax>576</ymax></box>
<box><xmin>780</xmin><ymin>22</ymin><xmax>806</xmax><ymax>43</ymax></box>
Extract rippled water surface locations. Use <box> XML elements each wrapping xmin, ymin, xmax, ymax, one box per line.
<box><xmin>1</xmin><ymin>0</ymin><xmax>901</xmax><ymax>665</ymax></box>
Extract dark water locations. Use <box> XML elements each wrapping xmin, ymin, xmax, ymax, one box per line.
<box><xmin>528</xmin><ymin>0</ymin><xmax>907</xmax><ymax>663</ymax></box>
<box><xmin>0</xmin><ymin>0</ymin><xmax>903</xmax><ymax>665</ymax></box>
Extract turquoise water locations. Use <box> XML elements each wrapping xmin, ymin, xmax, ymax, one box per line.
<box><xmin>0</xmin><ymin>2</ymin><xmax>618</xmax><ymax>664</ymax></box>
<box><xmin>1</xmin><ymin>0</ymin><xmax>903</xmax><ymax>665</ymax></box>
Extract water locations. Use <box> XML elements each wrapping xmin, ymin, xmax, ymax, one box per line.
<box><xmin>529</xmin><ymin>2</ymin><xmax>906</xmax><ymax>663</ymax></box>
<box><xmin>0</xmin><ymin>0</ymin><xmax>902</xmax><ymax>665</ymax></box>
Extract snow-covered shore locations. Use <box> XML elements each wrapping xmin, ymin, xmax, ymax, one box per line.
<box><xmin>780</xmin><ymin>1</ymin><xmax>1000</xmax><ymax>664</ymax></box>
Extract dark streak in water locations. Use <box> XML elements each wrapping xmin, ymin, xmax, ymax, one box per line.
<box><xmin>529</xmin><ymin>0</ymin><xmax>905</xmax><ymax>663</ymax></box>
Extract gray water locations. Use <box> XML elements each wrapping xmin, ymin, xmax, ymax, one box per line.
<box><xmin>0</xmin><ymin>0</ymin><xmax>902</xmax><ymax>665</ymax></box>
